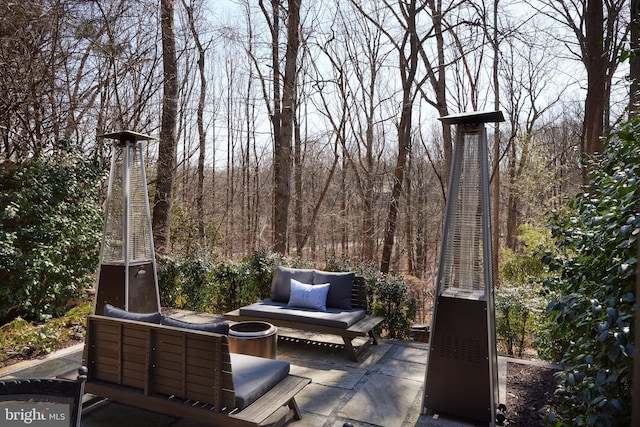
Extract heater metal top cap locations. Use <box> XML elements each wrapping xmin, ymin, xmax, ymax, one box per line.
<box><xmin>98</xmin><ymin>130</ymin><xmax>156</xmax><ymax>144</ymax></box>
<box><xmin>438</xmin><ymin>110</ymin><xmax>504</xmax><ymax>125</ymax></box>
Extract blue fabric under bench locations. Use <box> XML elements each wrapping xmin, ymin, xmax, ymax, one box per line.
<box><xmin>238</xmin><ymin>300</ymin><xmax>366</xmax><ymax>329</ymax></box>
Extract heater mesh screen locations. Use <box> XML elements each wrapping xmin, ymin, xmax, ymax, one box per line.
<box><xmin>101</xmin><ymin>144</ymin><xmax>152</xmax><ymax>263</ymax></box>
<box><xmin>127</xmin><ymin>146</ymin><xmax>151</xmax><ymax>261</ymax></box>
<box><xmin>439</xmin><ymin>131</ymin><xmax>485</xmax><ymax>292</ymax></box>
<box><xmin>103</xmin><ymin>147</ymin><xmax>125</xmax><ymax>262</ymax></box>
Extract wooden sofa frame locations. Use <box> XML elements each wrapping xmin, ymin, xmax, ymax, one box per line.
<box><xmin>225</xmin><ymin>275</ymin><xmax>383</xmax><ymax>362</ymax></box>
<box><xmin>79</xmin><ymin>314</ymin><xmax>309</xmax><ymax>427</ymax></box>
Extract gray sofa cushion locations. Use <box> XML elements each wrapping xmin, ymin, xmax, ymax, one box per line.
<box><xmin>103</xmin><ymin>304</ymin><xmax>161</xmax><ymax>324</ymax></box>
<box><xmin>314</xmin><ymin>271</ymin><xmax>355</xmax><ymax>309</ymax></box>
<box><xmin>160</xmin><ymin>316</ymin><xmax>230</xmax><ymax>334</ymax></box>
<box><xmin>271</xmin><ymin>266</ymin><xmax>315</xmax><ymax>303</ymax></box>
<box><xmin>238</xmin><ymin>300</ymin><xmax>366</xmax><ymax>329</ymax></box>
<box><xmin>230</xmin><ymin>353</ymin><xmax>290</xmax><ymax>410</ymax></box>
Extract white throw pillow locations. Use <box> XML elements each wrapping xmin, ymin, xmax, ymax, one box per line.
<box><xmin>287</xmin><ymin>278</ymin><xmax>331</xmax><ymax>311</ymax></box>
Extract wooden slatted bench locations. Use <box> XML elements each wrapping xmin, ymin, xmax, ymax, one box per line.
<box><xmin>79</xmin><ymin>314</ymin><xmax>310</xmax><ymax>427</ymax></box>
<box><xmin>225</xmin><ymin>270</ymin><xmax>384</xmax><ymax>362</ymax></box>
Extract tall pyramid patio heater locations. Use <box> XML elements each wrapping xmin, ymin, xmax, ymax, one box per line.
<box><xmin>422</xmin><ymin>111</ymin><xmax>505</xmax><ymax>425</ymax></box>
<box><xmin>94</xmin><ymin>130</ymin><xmax>161</xmax><ymax>315</ymax></box>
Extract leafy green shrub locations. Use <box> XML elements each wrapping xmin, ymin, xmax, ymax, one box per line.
<box><xmin>324</xmin><ymin>255</ymin><xmax>416</xmax><ymax>339</ymax></box>
<box><xmin>237</xmin><ymin>251</ymin><xmax>288</xmax><ymax>303</ymax></box>
<box><xmin>158</xmin><ymin>251</ymin><xmax>288</xmax><ymax>313</ymax></box>
<box><xmin>369</xmin><ymin>273</ymin><xmax>416</xmax><ymax>339</ymax></box>
<box><xmin>0</xmin><ymin>301</ymin><xmax>91</xmax><ymax>367</ymax></box>
<box><xmin>156</xmin><ymin>253</ymin><xmax>217</xmax><ymax>312</ymax></box>
<box><xmin>495</xmin><ymin>281</ymin><xmax>544</xmax><ymax>356</ymax></box>
<box><xmin>542</xmin><ymin>122</ymin><xmax>638</xmax><ymax>426</ymax></box>
<box><xmin>210</xmin><ymin>252</ymin><xmax>308</xmax><ymax>312</ymax></box>
<box><xmin>495</xmin><ymin>226</ymin><xmax>549</xmax><ymax>357</ymax></box>
<box><xmin>0</xmin><ymin>151</ymin><xmax>103</xmax><ymax>322</ymax></box>
<box><xmin>210</xmin><ymin>260</ymin><xmax>247</xmax><ymax>313</ymax></box>
<box><xmin>157</xmin><ymin>254</ymin><xmax>184</xmax><ymax>308</ymax></box>
<box><xmin>532</xmin><ymin>289</ymin><xmax>570</xmax><ymax>363</ymax></box>
<box><xmin>180</xmin><ymin>254</ymin><xmax>216</xmax><ymax>312</ymax></box>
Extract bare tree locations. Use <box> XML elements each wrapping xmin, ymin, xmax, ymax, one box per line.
<box><xmin>348</xmin><ymin>0</ymin><xmax>426</xmax><ymax>272</ymax></box>
<box><xmin>255</xmin><ymin>0</ymin><xmax>302</xmax><ymax>254</ymax></box>
<box><xmin>311</xmin><ymin>1</ymin><xmax>392</xmax><ymax>263</ymax></box>
<box><xmin>0</xmin><ymin>0</ymin><xmax>162</xmax><ymax>160</ymax></box>
<box><xmin>181</xmin><ymin>0</ymin><xmax>209</xmax><ymax>246</ymax></box>
<box><xmin>500</xmin><ymin>26</ymin><xmax>568</xmax><ymax>249</ymax></box>
<box><xmin>153</xmin><ymin>0</ymin><xmax>179</xmax><ymax>254</ymax></box>
<box><xmin>531</xmin><ymin>0</ymin><xmax>629</xmax><ymax>169</ymax></box>
<box><xmin>378</xmin><ymin>0</ymin><xmax>424</xmax><ymax>273</ymax></box>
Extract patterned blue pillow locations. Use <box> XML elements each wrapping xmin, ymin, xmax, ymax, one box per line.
<box><xmin>287</xmin><ymin>279</ymin><xmax>330</xmax><ymax>311</ymax></box>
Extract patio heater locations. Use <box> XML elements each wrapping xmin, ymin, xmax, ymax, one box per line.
<box><xmin>422</xmin><ymin>111</ymin><xmax>505</xmax><ymax>425</ymax></box>
<box><xmin>94</xmin><ymin>130</ymin><xmax>161</xmax><ymax>315</ymax></box>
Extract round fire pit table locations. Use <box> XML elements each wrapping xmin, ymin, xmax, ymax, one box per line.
<box><xmin>228</xmin><ymin>321</ymin><xmax>278</xmax><ymax>359</ymax></box>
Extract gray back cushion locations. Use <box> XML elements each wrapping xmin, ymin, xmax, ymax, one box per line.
<box><xmin>313</xmin><ymin>271</ymin><xmax>355</xmax><ymax>309</ymax></box>
<box><xmin>271</xmin><ymin>266</ymin><xmax>315</xmax><ymax>303</ymax></box>
<box><xmin>103</xmin><ymin>304</ymin><xmax>162</xmax><ymax>324</ymax></box>
<box><xmin>161</xmin><ymin>316</ymin><xmax>230</xmax><ymax>334</ymax></box>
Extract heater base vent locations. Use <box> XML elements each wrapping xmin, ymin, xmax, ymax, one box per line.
<box><xmin>424</xmin><ymin>295</ymin><xmax>494</xmax><ymax>423</ymax></box>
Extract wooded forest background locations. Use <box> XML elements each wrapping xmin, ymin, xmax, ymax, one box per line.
<box><xmin>1</xmin><ymin>0</ymin><xmax>636</xmax><ymax>292</ymax></box>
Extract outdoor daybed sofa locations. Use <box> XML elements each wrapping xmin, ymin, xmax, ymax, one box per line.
<box><xmin>78</xmin><ymin>306</ymin><xmax>310</xmax><ymax>427</ymax></box>
<box><xmin>224</xmin><ymin>266</ymin><xmax>384</xmax><ymax>362</ymax></box>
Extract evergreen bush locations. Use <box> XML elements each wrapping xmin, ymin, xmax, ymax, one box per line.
<box><xmin>0</xmin><ymin>150</ymin><xmax>103</xmax><ymax>322</ymax></box>
<box><xmin>324</xmin><ymin>255</ymin><xmax>416</xmax><ymax>339</ymax></box>
<box><xmin>542</xmin><ymin>121</ymin><xmax>638</xmax><ymax>426</ymax></box>
<box><xmin>495</xmin><ymin>226</ymin><xmax>550</xmax><ymax>357</ymax></box>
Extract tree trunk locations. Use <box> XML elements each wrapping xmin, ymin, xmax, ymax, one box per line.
<box><xmin>182</xmin><ymin>0</ymin><xmax>207</xmax><ymax>246</ymax></box>
<box><xmin>429</xmin><ymin>0</ymin><xmax>453</xmax><ymax>184</ymax></box>
<box><xmin>380</xmin><ymin>0</ymin><xmax>419</xmax><ymax>274</ymax></box>
<box><xmin>505</xmin><ymin>139</ymin><xmax>518</xmax><ymax>249</ymax></box>
<box><xmin>294</xmin><ymin>111</ymin><xmax>303</xmax><ymax>256</ymax></box>
<box><xmin>404</xmin><ymin>154</ymin><xmax>414</xmax><ymax>274</ymax></box>
<box><xmin>152</xmin><ymin>0</ymin><xmax>178</xmax><ymax>254</ymax></box>
<box><xmin>272</xmin><ymin>0</ymin><xmax>301</xmax><ymax>254</ymax></box>
<box><xmin>491</xmin><ymin>0</ymin><xmax>501</xmax><ymax>281</ymax></box>
<box><xmin>584</xmin><ymin>0</ymin><xmax>605</xmax><ymax>159</ymax></box>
